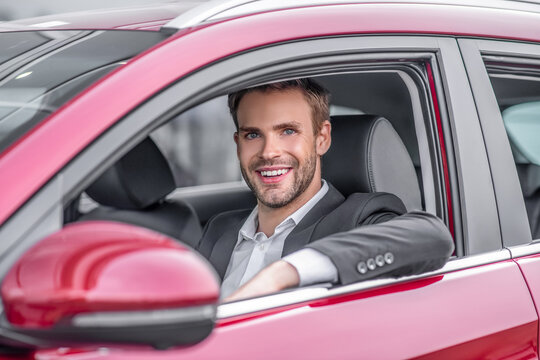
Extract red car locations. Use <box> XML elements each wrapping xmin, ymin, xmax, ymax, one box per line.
<box><xmin>0</xmin><ymin>0</ymin><xmax>540</xmax><ymax>358</ymax></box>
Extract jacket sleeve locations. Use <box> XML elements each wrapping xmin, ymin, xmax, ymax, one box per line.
<box><xmin>306</xmin><ymin>194</ymin><xmax>454</xmax><ymax>285</ymax></box>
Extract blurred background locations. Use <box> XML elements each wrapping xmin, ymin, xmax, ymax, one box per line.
<box><xmin>0</xmin><ymin>0</ymin><xmax>184</xmax><ymax>21</ymax></box>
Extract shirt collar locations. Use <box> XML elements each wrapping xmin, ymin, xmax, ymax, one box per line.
<box><xmin>237</xmin><ymin>180</ymin><xmax>329</xmax><ymax>244</ymax></box>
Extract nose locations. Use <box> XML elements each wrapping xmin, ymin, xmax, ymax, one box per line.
<box><xmin>260</xmin><ymin>134</ymin><xmax>281</xmax><ymax>160</ymax></box>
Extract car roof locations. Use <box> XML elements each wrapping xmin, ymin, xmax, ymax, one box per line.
<box><xmin>2</xmin><ymin>0</ymin><xmax>540</xmax><ymax>33</ymax></box>
<box><xmin>164</xmin><ymin>0</ymin><xmax>540</xmax><ymax>30</ymax></box>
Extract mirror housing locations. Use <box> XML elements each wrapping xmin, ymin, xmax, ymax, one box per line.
<box><xmin>1</xmin><ymin>221</ymin><xmax>219</xmax><ymax>349</ymax></box>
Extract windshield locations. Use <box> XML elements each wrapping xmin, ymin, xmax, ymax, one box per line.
<box><xmin>0</xmin><ymin>30</ymin><xmax>169</xmax><ymax>153</ymax></box>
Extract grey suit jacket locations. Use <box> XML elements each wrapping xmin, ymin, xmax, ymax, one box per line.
<box><xmin>198</xmin><ymin>184</ymin><xmax>454</xmax><ymax>284</ymax></box>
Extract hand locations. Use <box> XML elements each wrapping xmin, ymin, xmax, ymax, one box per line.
<box><xmin>223</xmin><ymin>260</ymin><xmax>300</xmax><ymax>303</ymax></box>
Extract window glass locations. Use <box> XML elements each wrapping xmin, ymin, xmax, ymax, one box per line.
<box><xmin>0</xmin><ymin>32</ymin><xmax>52</xmax><ymax>65</ymax></box>
<box><xmin>152</xmin><ymin>96</ymin><xmax>242</xmax><ymax>187</ymax></box>
<box><xmin>0</xmin><ymin>30</ymin><xmax>169</xmax><ymax>153</ymax></box>
<box><xmin>484</xmin><ymin>58</ymin><xmax>540</xmax><ymax>239</ymax></box>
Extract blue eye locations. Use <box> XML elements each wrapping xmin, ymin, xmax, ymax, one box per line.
<box><xmin>246</xmin><ymin>132</ymin><xmax>259</xmax><ymax>139</ymax></box>
<box><xmin>283</xmin><ymin>129</ymin><xmax>295</xmax><ymax>135</ymax></box>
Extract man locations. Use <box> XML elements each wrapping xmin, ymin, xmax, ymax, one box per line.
<box><xmin>197</xmin><ymin>79</ymin><xmax>454</xmax><ymax>302</ymax></box>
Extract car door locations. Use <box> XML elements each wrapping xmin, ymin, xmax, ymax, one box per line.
<box><xmin>461</xmin><ymin>37</ymin><xmax>540</xmax><ymax>353</ymax></box>
<box><xmin>0</xmin><ymin>4</ymin><xmax>538</xmax><ymax>360</ymax></box>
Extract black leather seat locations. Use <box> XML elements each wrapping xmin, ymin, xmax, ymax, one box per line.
<box><xmin>322</xmin><ymin>114</ymin><xmax>422</xmax><ymax>211</ymax></box>
<box><xmin>79</xmin><ymin>138</ymin><xmax>202</xmax><ymax>247</ymax></box>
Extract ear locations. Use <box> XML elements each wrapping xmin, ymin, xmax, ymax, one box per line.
<box><xmin>316</xmin><ymin>120</ymin><xmax>331</xmax><ymax>156</ymax></box>
<box><xmin>234</xmin><ymin>132</ymin><xmax>241</xmax><ymax>158</ymax></box>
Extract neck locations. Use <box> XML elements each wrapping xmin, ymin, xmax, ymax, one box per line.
<box><xmin>257</xmin><ymin>178</ymin><xmax>322</xmax><ymax>237</ymax></box>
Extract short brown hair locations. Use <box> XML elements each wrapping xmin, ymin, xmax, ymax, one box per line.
<box><xmin>228</xmin><ymin>78</ymin><xmax>330</xmax><ymax>134</ymax></box>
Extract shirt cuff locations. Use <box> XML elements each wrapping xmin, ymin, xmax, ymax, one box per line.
<box><xmin>283</xmin><ymin>248</ymin><xmax>338</xmax><ymax>286</ymax></box>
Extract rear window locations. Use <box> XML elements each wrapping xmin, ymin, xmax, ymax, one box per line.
<box><xmin>0</xmin><ymin>30</ymin><xmax>169</xmax><ymax>153</ymax></box>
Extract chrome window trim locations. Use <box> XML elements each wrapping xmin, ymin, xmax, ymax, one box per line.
<box><xmin>217</xmin><ymin>249</ymin><xmax>510</xmax><ymax>319</ymax></box>
<box><xmin>509</xmin><ymin>242</ymin><xmax>540</xmax><ymax>258</ymax></box>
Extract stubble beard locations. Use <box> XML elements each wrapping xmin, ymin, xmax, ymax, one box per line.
<box><xmin>241</xmin><ymin>150</ymin><xmax>317</xmax><ymax>209</ymax></box>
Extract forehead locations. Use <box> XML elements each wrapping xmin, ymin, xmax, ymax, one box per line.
<box><xmin>236</xmin><ymin>88</ymin><xmax>312</xmax><ymax>128</ymax></box>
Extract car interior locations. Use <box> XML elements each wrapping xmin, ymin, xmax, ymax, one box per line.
<box><xmin>502</xmin><ymin>101</ymin><xmax>540</xmax><ymax>239</ymax></box>
<box><xmin>64</xmin><ymin>69</ymin><xmax>445</xmax><ymax>272</ymax></box>
<box><xmin>487</xmin><ymin>64</ymin><xmax>540</xmax><ymax>240</ymax></box>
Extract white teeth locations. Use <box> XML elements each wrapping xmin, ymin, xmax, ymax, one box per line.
<box><xmin>260</xmin><ymin>169</ymin><xmax>289</xmax><ymax>177</ymax></box>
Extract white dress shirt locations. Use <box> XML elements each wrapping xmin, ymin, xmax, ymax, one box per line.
<box><xmin>221</xmin><ymin>180</ymin><xmax>338</xmax><ymax>298</ymax></box>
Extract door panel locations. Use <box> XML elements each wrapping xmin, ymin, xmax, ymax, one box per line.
<box><xmin>32</xmin><ymin>260</ymin><xmax>537</xmax><ymax>359</ymax></box>
<box><xmin>516</xmin><ymin>254</ymin><xmax>540</xmax><ymax>327</ymax></box>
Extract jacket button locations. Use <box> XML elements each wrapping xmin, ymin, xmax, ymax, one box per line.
<box><xmin>357</xmin><ymin>262</ymin><xmax>368</xmax><ymax>274</ymax></box>
<box><xmin>375</xmin><ymin>255</ymin><xmax>385</xmax><ymax>267</ymax></box>
<box><xmin>384</xmin><ymin>252</ymin><xmax>394</xmax><ymax>264</ymax></box>
<box><xmin>367</xmin><ymin>258</ymin><xmax>376</xmax><ymax>270</ymax></box>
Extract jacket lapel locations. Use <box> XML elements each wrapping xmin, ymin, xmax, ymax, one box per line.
<box><xmin>209</xmin><ymin>217</ymin><xmax>246</xmax><ymax>280</ymax></box>
<box><xmin>282</xmin><ymin>184</ymin><xmax>345</xmax><ymax>256</ymax></box>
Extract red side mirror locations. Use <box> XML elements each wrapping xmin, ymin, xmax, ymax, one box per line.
<box><xmin>1</xmin><ymin>221</ymin><xmax>219</xmax><ymax>349</ymax></box>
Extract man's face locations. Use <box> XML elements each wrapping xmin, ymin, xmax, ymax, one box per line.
<box><xmin>234</xmin><ymin>89</ymin><xmax>331</xmax><ymax>210</ymax></box>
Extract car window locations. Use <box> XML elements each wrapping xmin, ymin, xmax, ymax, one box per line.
<box><xmin>484</xmin><ymin>57</ymin><xmax>540</xmax><ymax>240</ymax></box>
<box><xmin>151</xmin><ymin>96</ymin><xmax>242</xmax><ymax>187</ymax></box>
<box><xmin>0</xmin><ymin>30</ymin><xmax>169</xmax><ymax>154</ymax></box>
<box><xmin>72</xmin><ymin>66</ymin><xmax>447</xmax><ymax>237</ymax></box>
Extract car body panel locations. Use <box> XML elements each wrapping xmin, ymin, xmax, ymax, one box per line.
<box><xmin>27</xmin><ymin>260</ymin><xmax>537</xmax><ymax>359</ymax></box>
<box><xmin>515</xmin><ymin>254</ymin><xmax>540</xmax><ymax>351</ymax></box>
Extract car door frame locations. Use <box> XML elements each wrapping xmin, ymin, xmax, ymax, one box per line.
<box><xmin>459</xmin><ymin>38</ymin><xmax>534</xmax><ymax>248</ymax></box>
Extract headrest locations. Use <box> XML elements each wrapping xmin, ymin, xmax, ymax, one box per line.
<box><xmin>502</xmin><ymin>103</ymin><xmax>540</xmax><ymax>197</ymax></box>
<box><xmin>502</xmin><ymin>101</ymin><xmax>540</xmax><ymax>166</ymax></box>
<box><xmin>322</xmin><ymin>115</ymin><xmax>422</xmax><ymax>211</ymax></box>
<box><xmin>86</xmin><ymin>138</ymin><xmax>175</xmax><ymax>210</ymax></box>
<box><xmin>517</xmin><ymin>164</ymin><xmax>540</xmax><ymax>197</ymax></box>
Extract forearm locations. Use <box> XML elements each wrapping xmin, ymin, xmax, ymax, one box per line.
<box><xmin>223</xmin><ymin>260</ymin><xmax>300</xmax><ymax>302</ymax></box>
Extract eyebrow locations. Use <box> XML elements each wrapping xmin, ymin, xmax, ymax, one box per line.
<box><xmin>273</xmin><ymin>121</ymin><xmax>301</xmax><ymax>131</ymax></box>
<box><xmin>238</xmin><ymin>126</ymin><xmax>260</xmax><ymax>133</ymax></box>
<box><xmin>238</xmin><ymin>121</ymin><xmax>302</xmax><ymax>133</ymax></box>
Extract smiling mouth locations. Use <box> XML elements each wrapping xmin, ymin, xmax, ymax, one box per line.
<box><xmin>255</xmin><ymin>167</ymin><xmax>292</xmax><ymax>183</ymax></box>
<box><xmin>258</xmin><ymin>168</ymin><xmax>290</xmax><ymax>177</ymax></box>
